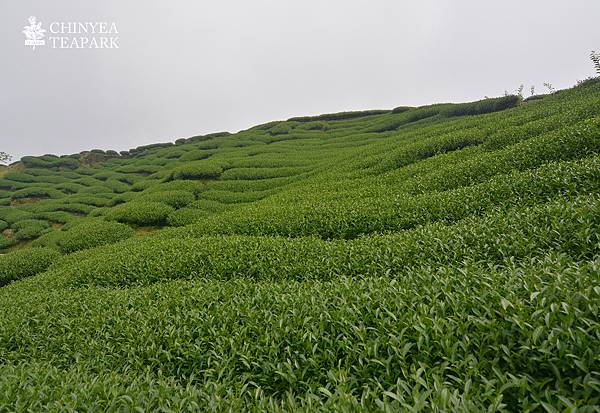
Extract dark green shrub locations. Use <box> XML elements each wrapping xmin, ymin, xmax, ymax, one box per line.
<box><xmin>4</xmin><ymin>172</ymin><xmax>35</xmax><ymax>182</ymax></box>
<box><xmin>138</xmin><ymin>190</ymin><xmax>195</xmax><ymax>208</ymax></box>
<box><xmin>406</xmin><ymin>106</ymin><xmax>444</xmax><ymax>122</ymax></box>
<box><xmin>31</xmin><ymin>175</ymin><xmax>68</xmax><ymax>184</ymax></box>
<box><xmin>116</xmin><ymin>165</ymin><xmax>161</xmax><ymax>175</ymax></box>
<box><xmin>11</xmin><ymin>187</ymin><xmax>65</xmax><ymax>200</ymax></box>
<box><xmin>443</xmin><ymin>95</ymin><xmax>521</xmax><ymax>117</ymax></box>
<box><xmin>0</xmin><ymin>234</ymin><xmax>16</xmax><ymax>250</ymax></box>
<box><xmin>34</xmin><ymin>211</ymin><xmax>74</xmax><ymax>224</ymax></box>
<box><xmin>523</xmin><ymin>94</ymin><xmax>546</xmax><ymax>102</ymax></box>
<box><xmin>0</xmin><ymin>220</ymin><xmax>7</xmax><ymax>231</ymax></box>
<box><xmin>129</xmin><ymin>142</ymin><xmax>174</xmax><ymax>157</ymax></box>
<box><xmin>92</xmin><ymin>171</ymin><xmax>119</xmax><ymax>181</ymax></box>
<box><xmin>103</xmin><ymin>179</ymin><xmax>130</xmax><ymax>193</ymax></box>
<box><xmin>186</xmin><ymin>132</ymin><xmax>230</xmax><ymax>144</ymax></box>
<box><xmin>167</xmin><ymin>208</ymin><xmax>209</xmax><ymax>226</ymax></box>
<box><xmin>1</xmin><ymin>209</ymin><xmax>34</xmax><ymax>225</ymax></box>
<box><xmin>56</xmin><ymin>157</ymin><xmax>80</xmax><ymax>169</ymax></box>
<box><xmin>368</xmin><ymin>105</ymin><xmax>446</xmax><ymax>132</ymax></box>
<box><xmin>142</xmin><ymin>180</ymin><xmax>204</xmax><ymax>196</ymax></box>
<box><xmin>187</xmin><ymin>199</ymin><xmax>229</xmax><ymax>213</ymax></box>
<box><xmin>56</xmin><ymin>183</ymin><xmax>86</xmax><ymax>194</ymax></box>
<box><xmin>162</xmin><ymin>149</ymin><xmax>187</xmax><ymax>159</ymax></box>
<box><xmin>56</xmin><ymin>220</ymin><xmax>135</xmax><ymax>253</ymax></box>
<box><xmin>62</xmin><ymin>195</ymin><xmax>110</xmax><ymax>207</ymax></box>
<box><xmin>201</xmin><ymin>189</ymin><xmax>273</xmax><ymax>204</ymax></box>
<box><xmin>0</xmin><ymin>248</ymin><xmax>60</xmax><ymax>286</ymax></box>
<box><xmin>295</xmin><ymin>121</ymin><xmax>329</xmax><ymax>131</ymax></box>
<box><xmin>12</xmin><ymin>219</ymin><xmax>50</xmax><ymax>231</ymax></box>
<box><xmin>195</xmin><ymin>141</ymin><xmax>220</xmax><ymax>150</ymax></box>
<box><xmin>21</xmin><ymin>156</ymin><xmax>79</xmax><ymax>169</ymax></box>
<box><xmin>391</xmin><ymin>106</ymin><xmax>413</xmax><ymax>114</ymax></box>
<box><xmin>51</xmin><ymin>203</ymin><xmax>95</xmax><ymax>215</ymax></box>
<box><xmin>88</xmin><ymin>208</ymin><xmax>107</xmax><ymax>218</ymax></box>
<box><xmin>76</xmin><ymin>177</ymin><xmax>104</xmax><ymax>187</ymax></box>
<box><xmin>0</xmin><ymin>179</ymin><xmax>28</xmax><ymax>190</ymax></box>
<box><xmin>170</xmin><ymin>161</ymin><xmax>226</xmax><ymax>180</ymax></box>
<box><xmin>220</xmin><ymin>167</ymin><xmax>305</xmax><ymax>180</ymax></box>
<box><xmin>105</xmin><ymin>201</ymin><xmax>175</xmax><ymax>226</ymax></box>
<box><xmin>13</xmin><ymin>219</ymin><xmax>51</xmax><ymax>241</ymax></box>
<box><xmin>109</xmin><ymin>192</ymin><xmax>138</xmax><ymax>206</ymax></box>
<box><xmin>289</xmin><ymin>109</ymin><xmax>389</xmax><ymax>122</ymax></box>
<box><xmin>23</xmin><ymin>168</ymin><xmax>60</xmax><ymax>177</ymax></box>
<box><xmin>268</xmin><ymin>122</ymin><xmax>295</xmax><ymax>136</ymax></box>
<box><xmin>179</xmin><ymin>150</ymin><xmax>211</xmax><ymax>162</ymax></box>
<box><xmin>20</xmin><ymin>156</ymin><xmax>53</xmax><ymax>169</ymax></box>
<box><xmin>80</xmin><ymin>185</ymin><xmax>113</xmax><ymax>195</ymax></box>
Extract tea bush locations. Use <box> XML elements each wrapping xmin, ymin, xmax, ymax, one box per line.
<box><xmin>179</xmin><ymin>150</ymin><xmax>211</xmax><ymax>162</ymax></box>
<box><xmin>3</xmin><ymin>172</ymin><xmax>35</xmax><ymax>182</ymax></box>
<box><xmin>0</xmin><ymin>209</ymin><xmax>35</xmax><ymax>225</ymax></box>
<box><xmin>0</xmin><ymin>247</ymin><xmax>60</xmax><ymax>286</ymax></box>
<box><xmin>12</xmin><ymin>219</ymin><xmax>50</xmax><ymax>232</ymax></box>
<box><xmin>56</xmin><ymin>220</ymin><xmax>135</xmax><ymax>253</ymax></box>
<box><xmin>268</xmin><ymin>122</ymin><xmax>295</xmax><ymax>135</ymax></box>
<box><xmin>166</xmin><ymin>208</ymin><xmax>209</xmax><ymax>226</ymax></box>
<box><xmin>104</xmin><ymin>201</ymin><xmax>175</xmax><ymax>226</ymax></box>
<box><xmin>34</xmin><ymin>211</ymin><xmax>75</xmax><ymax>224</ymax></box>
<box><xmin>137</xmin><ymin>190</ymin><xmax>195</xmax><ymax>208</ymax></box>
<box><xmin>289</xmin><ymin>109</ymin><xmax>389</xmax><ymax>122</ymax></box>
<box><xmin>220</xmin><ymin>167</ymin><xmax>306</xmax><ymax>180</ymax></box>
<box><xmin>169</xmin><ymin>161</ymin><xmax>226</xmax><ymax>180</ymax></box>
<box><xmin>391</xmin><ymin>105</ymin><xmax>413</xmax><ymax>114</ymax></box>
<box><xmin>442</xmin><ymin>95</ymin><xmax>521</xmax><ymax>117</ymax></box>
<box><xmin>187</xmin><ymin>199</ymin><xmax>229</xmax><ymax>213</ymax></box>
<box><xmin>13</xmin><ymin>219</ymin><xmax>51</xmax><ymax>241</ymax></box>
<box><xmin>55</xmin><ymin>182</ymin><xmax>87</xmax><ymax>194</ymax></box>
<box><xmin>11</xmin><ymin>187</ymin><xmax>65</xmax><ymax>200</ymax></box>
<box><xmin>201</xmin><ymin>189</ymin><xmax>274</xmax><ymax>204</ymax></box>
<box><xmin>0</xmin><ymin>235</ymin><xmax>15</xmax><ymax>250</ymax></box>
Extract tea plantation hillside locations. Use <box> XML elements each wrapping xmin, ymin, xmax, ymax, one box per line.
<box><xmin>0</xmin><ymin>79</ymin><xmax>599</xmax><ymax>411</ymax></box>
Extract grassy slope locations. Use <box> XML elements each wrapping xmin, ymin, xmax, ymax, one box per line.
<box><xmin>0</xmin><ymin>80</ymin><xmax>599</xmax><ymax>411</ymax></box>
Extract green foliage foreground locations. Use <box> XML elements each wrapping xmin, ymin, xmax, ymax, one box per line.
<box><xmin>0</xmin><ymin>80</ymin><xmax>599</xmax><ymax>411</ymax></box>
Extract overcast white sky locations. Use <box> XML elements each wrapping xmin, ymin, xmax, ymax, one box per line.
<box><xmin>1</xmin><ymin>0</ymin><xmax>599</xmax><ymax>160</ymax></box>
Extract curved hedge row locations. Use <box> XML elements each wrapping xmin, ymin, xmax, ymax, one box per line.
<box><xmin>105</xmin><ymin>202</ymin><xmax>175</xmax><ymax>226</ymax></box>
<box><xmin>55</xmin><ymin>220</ymin><xmax>135</xmax><ymax>253</ymax></box>
<box><xmin>0</xmin><ymin>248</ymin><xmax>60</xmax><ymax>286</ymax></box>
<box><xmin>52</xmin><ymin>194</ymin><xmax>599</xmax><ymax>287</ymax></box>
<box><xmin>166</xmin><ymin>208</ymin><xmax>209</xmax><ymax>227</ymax></box>
<box><xmin>177</xmin><ymin>156</ymin><xmax>600</xmax><ymax>238</ymax></box>
<box><xmin>220</xmin><ymin>167</ymin><xmax>306</xmax><ymax>180</ymax></box>
<box><xmin>137</xmin><ymin>190</ymin><xmax>195</xmax><ymax>208</ymax></box>
<box><xmin>170</xmin><ymin>161</ymin><xmax>229</xmax><ymax>181</ymax></box>
<box><xmin>0</xmin><ymin>235</ymin><xmax>15</xmax><ymax>251</ymax></box>
<box><xmin>12</xmin><ymin>219</ymin><xmax>50</xmax><ymax>241</ymax></box>
<box><xmin>443</xmin><ymin>95</ymin><xmax>521</xmax><ymax>117</ymax></box>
